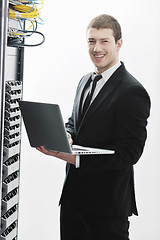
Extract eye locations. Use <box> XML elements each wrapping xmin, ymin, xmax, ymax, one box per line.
<box><xmin>102</xmin><ymin>40</ymin><xmax>109</xmax><ymax>43</ymax></box>
<box><xmin>88</xmin><ymin>40</ymin><xmax>95</xmax><ymax>45</ymax></box>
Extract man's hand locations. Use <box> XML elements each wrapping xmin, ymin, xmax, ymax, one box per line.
<box><xmin>67</xmin><ymin>132</ymin><xmax>73</xmax><ymax>147</ymax></box>
<box><xmin>36</xmin><ymin>133</ymin><xmax>76</xmax><ymax>165</ymax></box>
<box><xmin>36</xmin><ymin>146</ymin><xmax>76</xmax><ymax>165</ymax></box>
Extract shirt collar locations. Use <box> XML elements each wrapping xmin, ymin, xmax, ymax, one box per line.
<box><xmin>92</xmin><ymin>61</ymin><xmax>121</xmax><ymax>82</ymax></box>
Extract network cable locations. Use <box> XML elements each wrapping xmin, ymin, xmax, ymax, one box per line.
<box><xmin>9</xmin><ymin>0</ymin><xmax>44</xmax><ymax>18</ymax></box>
<box><xmin>8</xmin><ymin>0</ymin><xmax>45</xmax><ymax>47</ymax></box>
<box><xmin>8</xmin><ymin>30</ymin><xmax>45</xmax><ymax>47</ymax></box>
<box><xmin>9</xmin><ymin>0</ymin><xmax>44</xmax><ymax>31</ymax></box>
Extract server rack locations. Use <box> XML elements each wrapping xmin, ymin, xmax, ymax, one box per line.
<box><xmin>0</xmin><ymin>1</ymin><xmax>44</xmax><ymax>239</ymax></box>
<box><xmin>0</xmin><ymin>1</ymin><xmax>24</xmax><ymax>239</ymax></box>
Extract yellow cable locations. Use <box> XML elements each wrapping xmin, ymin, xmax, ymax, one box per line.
<box><xmin>9</xmin><ymin>0</ymin><xmax>44</xmax><ymax>36</ymax></box>
<box><xmin>13</xmin><ymin>0</ymin><xmax>44</xmax><ymax>13</ymax></box>
<box><xmin>38</xmin><ymin>0</ymin><xmax>44</xmax><ymax>11</ymax></box>
<box><xmin>9</xmin><ymin>10</ymin><xmax>40</xmax><ymax>19</ymax></box>
<box><xmin>9</xmin><ymin>0</ymin><xmax>44</xmax><ymax>20</ymax></box>
<box><xmin>12</xmin><ymin>18</ymin><xmax>37</xmax><ymax>36</ymax></box>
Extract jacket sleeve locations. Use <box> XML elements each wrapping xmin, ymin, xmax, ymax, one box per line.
<box><xmin>76</xmin><ymin>85</ymin><xmax>151</xmax><ymax>175</ymax></box>
<box><xmin>65</xmin><ymin>110</ymin><xmax>76</xmax><ymax>140</ymax></box>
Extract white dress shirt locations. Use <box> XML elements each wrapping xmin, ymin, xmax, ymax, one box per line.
<box><xmin>76</xmin><ymin>61</ymin><xmax>121</xmax><ymax>168</ymax></box>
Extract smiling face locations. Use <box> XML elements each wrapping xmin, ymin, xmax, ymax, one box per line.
<box><xmin>87</xmin><ymin>28</ymin><xmax>123</xmax><ymax>74</ymax></box>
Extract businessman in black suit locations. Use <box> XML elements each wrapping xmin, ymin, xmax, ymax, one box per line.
<box><xmin>37</xmin><ymin>14</ymin><xmax>151</xmax><ymax>240</ymax></box>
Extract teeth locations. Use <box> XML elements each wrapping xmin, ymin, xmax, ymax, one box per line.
<box><xmin>95</xmin><ymin>55</ymin><xmax>104</xmax><ymax>58</ymax></box>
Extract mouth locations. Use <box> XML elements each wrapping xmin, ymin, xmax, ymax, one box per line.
<box><xmin>94</xmin><ymin>54</ymin><xmax>105</xmax><ymax>61</ymax></box>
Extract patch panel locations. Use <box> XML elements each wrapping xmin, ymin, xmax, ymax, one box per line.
<box><xmin>1</xmin><ymin>77</ymin><xmax>22</xmax><ymax>239</ymax></box>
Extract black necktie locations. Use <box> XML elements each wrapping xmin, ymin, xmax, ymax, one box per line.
<box><xmin>81</xmin><ymin>74</ymin><xmax>102</xmax><ymax>116</ymax></box>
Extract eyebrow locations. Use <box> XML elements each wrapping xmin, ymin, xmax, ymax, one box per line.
<box><xmin>88</xmin><ymin>38</ymin><xmax>110</xmax><ymax>40</ymax></box>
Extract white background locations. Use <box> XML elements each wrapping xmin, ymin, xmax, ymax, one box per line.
<box><xmin>18</xmin><ymin>0</ymin><xmax>160</xmax><ymax>239</ymax></box>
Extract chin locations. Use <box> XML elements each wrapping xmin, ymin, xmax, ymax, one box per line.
<box><xmin>96</xmin><ymin>65</ymin><xmax>106</xmax><ymax>72</ymax></box>
<box><xmin>97</xmin><ymin>62</ymin><xmax>113</xmax><ymax>72</ymax></box>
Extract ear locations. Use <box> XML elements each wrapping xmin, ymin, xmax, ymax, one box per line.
<box><xmin>116</xmin><ymin>38</ymin><xmax>123</xmax><ymax>51</ymax></box>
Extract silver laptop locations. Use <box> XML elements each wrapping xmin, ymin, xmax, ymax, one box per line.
<box><xmin>19</xmin><ymin>101</ymin><xmax>114</xmax><ymax>155</ymax></box>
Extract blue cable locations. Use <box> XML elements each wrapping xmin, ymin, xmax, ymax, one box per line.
<box><xmin>18</xmin><ymin>18</ymin><xmax>23</xmax><ymax>30</ymax></box>
<box><xmin>27</xmin><ymin>0</ymin><xmax>34</xmax><ymax>13</ymax></box>
<box><xmin>36</xmin><ymin>17</ymin><xmax>44</xmax><ymax>25</ymax></box>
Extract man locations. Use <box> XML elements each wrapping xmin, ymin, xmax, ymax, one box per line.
<box><xmin>37</xmin><ymin>14</ymin><xmax>151</xmax><ymax>240</ymax></box>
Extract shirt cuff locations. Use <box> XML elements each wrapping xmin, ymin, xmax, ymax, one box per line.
<box><xmin>75</xmin><ymin>155</ymin><xmax>80</xmax><ymax>168</ymax></box>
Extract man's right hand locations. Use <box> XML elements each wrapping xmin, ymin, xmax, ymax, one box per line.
<box><xmin>67</xmin><ymin>132</ymin><xmax>73</xmax><ymax>147</ymax></box>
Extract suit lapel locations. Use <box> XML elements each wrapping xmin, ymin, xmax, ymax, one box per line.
<box><xmin>77</xmin><ymin>64</ymin><xmax>126</xmax><ymax>132</ymax></box>
<box><xmin>74</xmin><ymin>73</ymin><xmax>92</xmax><ymax>127</ymax></box>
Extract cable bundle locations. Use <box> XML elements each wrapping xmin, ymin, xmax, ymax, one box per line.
<box><xmin>8</xmin><ymin>0</ymin><xmax>45</xmax><ymax>47</ymax></box>
<box><xmin>9</xmin><ymin>0</ymin><xmax>44</xmax><ymax>21</ymax></box>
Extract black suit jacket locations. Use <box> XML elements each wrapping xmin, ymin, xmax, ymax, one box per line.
<box><xmin>60</xmin><ymin>62</ymin><xmax>151</xmax><ymax>217</ymax></box>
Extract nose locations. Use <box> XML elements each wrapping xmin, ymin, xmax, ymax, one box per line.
<box><xmin>94</xmin><ymin>41</ymin><xmax>102</xmax><ymax>52</ymax></box>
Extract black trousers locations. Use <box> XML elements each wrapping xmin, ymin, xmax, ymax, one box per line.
<box><xmin>60</xmin><ymin>202</ymin><xmax>130</xmax><ymax>240</ymax></box>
